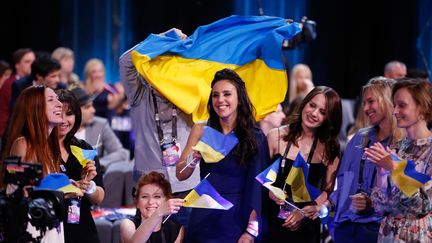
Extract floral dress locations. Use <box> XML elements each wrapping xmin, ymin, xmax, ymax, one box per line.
<box><xmin>371</xmin><ymin>136</ymin><xmax>432</xmax><ymax>243</ymax></box>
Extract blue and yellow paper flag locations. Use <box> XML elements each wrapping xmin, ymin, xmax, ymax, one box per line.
<box><xmin>70</xmin><ymin>145</ymin><xmax>98</xmax><ymax>167</ymax></box>
<box><xmin>255</xmin><ymin>157</ymin><xmax>287</xmax><ymax>200</ymax></box>
<box><xmin>390</xmin><ymin>154</ymin><xmax>431</xmax><ymax>197</ymax></box>
<box><xmin>131</xmin><ymin>15</ymin><xmax>301</xmax><ymax>122</ymax></box>
<box><xmin>183</xmin><ymin>178</ymin><xmax>233</xmax><ymax>210</ymax></box>
<box><xmin>285</xmin><ymin>153</ymin><xmax>321</xmax><ymax>203</ymax></box>
<box><xmin>192</xmin><ymin>126</ymin><xmax>238</xmax><ymax>163</ymax></box>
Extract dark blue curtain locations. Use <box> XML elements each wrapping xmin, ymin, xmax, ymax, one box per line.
<box><xmin>417</xmin><ymin>0</ymin><xmax>432</xmax><ymax>77</ymax></box>
<box><xmin>60</xmin><ymin>0</ymin><xmax>134</xmax><ymax>83</ymax></box>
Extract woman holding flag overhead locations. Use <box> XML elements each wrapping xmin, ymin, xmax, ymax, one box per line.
<box><xmin>266</xmin><ymin>86</ymin><xmax>342</xmax><ymax>242</ymax></box>
<box><xmin>56</xmin><ymin>89</ymin><xmax>104</xmax><ymax>243</ymax></box>
<box><xmin>364</xmin><ymin>78</ymin><xmax>432</xmax><ymax>242</ymax></box>
<box><xmin>176</xmin><ymin>68</ymin><xmax>269</xmax><ymax>242</ymax></box>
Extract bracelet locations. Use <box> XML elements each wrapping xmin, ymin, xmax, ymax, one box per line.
<box><xmin>85</xmin><ymin>180</ymin><xmax>97</xmax><ymax>195</ymax></box>
<box><xmin>246</xmin><ymin>220</ymin><xmax>259</xmax><ymax>237</ymax></box>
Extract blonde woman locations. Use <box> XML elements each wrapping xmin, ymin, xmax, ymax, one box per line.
<box><xmin>288</xmin><ymin>63</ymin><xmax>314</xmax><ymax>102</ymax></box>
<box><xmin>83</xmin><ymin>58</ymin><xmax>124</xmax><ymax>119</ymax></box>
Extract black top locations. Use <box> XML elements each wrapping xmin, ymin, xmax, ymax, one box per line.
<box><xmin>128</xmin><ymin>212</ymin><xmax>182</xmax><ymax>243</ymax></box>
<box><xmin>273</xmin><ymin>154</ymin><xmax>326</xmax><ymax>207</ymax></box>
<box><xmin>61</xmin><ymin>137</ymin><xmax>104</xmax><ymax>243</ymax></box>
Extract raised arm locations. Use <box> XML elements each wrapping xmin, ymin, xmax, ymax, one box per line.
<box><xmin>176</xmin><ymin>123</ymin><xmax>204</xmax><ymax>181</ymax></box>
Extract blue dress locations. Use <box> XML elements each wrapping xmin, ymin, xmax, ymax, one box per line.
<box><xmin>187</xmin><ymin>128</ymin><xmax>269</xmax><ymax>243</ymax></box>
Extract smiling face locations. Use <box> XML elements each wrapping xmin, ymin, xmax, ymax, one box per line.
<box><xmin>301</xmin><ymin>93</ymin><xmax>327</xmax><ymax>131</ymax></box>
<box><xmin>88</xmin><ymin>62</ymin><xmax>105</xmax><ymax>83</ymax></box>
<box><xmin>393</xmin><ymin>87</ymin><xmax>423</xmax><ymax>129</ymax></box>
<box><xmin>57</xmin><ymin>103</ymin><xmax>76</xmax><ymax>138</ymax></box>
<box><xmin>137</xmin><ymin>184</ymin><xmax>167</xmax><ymax>219</ymax></box>
<box><xmin>211</xmin><ymin>79</ymin><xmax>239</xmax><ymax>122</ymax></box>
<box><xmin>362</xmin><ymin>89</ymin><xmax>388</xmax><ymax>126</ymax></box>
<box><xmin>45</xmin><ymin>88</ymin><xmax>63</xmax><ymax>126</ymax></box>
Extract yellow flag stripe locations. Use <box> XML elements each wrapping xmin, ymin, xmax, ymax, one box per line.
<box><xmin>192</xmin><ymin>141</ymin><xmax>225</xmax><ymax>163</ymax></box>
<box><xmin>132</xmin><ymin>51</ymin><xmax>287</xmax><ymax>122</ymax></box>
<box><xmin>392</xmin><ymin>161</ymin><xmax>424</xmax><ymax>197</ymax></box>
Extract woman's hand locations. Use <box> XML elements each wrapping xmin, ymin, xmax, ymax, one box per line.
<box><xmin>282</xmin><ymin>210</ymin><xmax>304</xmax><ymax>231</ymax></box>
<box><xmin>350</xmin><ymin>192</ymin><xmax>372</xmax><ymax>212</ymax></box>
<box><xmin>364</xmin><ymin>142</ymin><xmax>396</xmax><ymax>172</ymax></box>
<box><xmin>302</xmin><ymin>205</ymin><xmax>321</xmax><ymax>220</ymax></box>
<box><xmin>81</xmin><ymin>160</ymin><xmax>97</xmax><ymax>180</ymax></box>
<box><xmin>238</xmin><ymin>232</ymin><xmax>254</xmax><ymax>243</ymax></box>
<box><xmin>269</xmin><ymin>191</ymin><xmax>285</xmax><ymax>206</ymax></box>
<box><xmin>159</xmin><ymin>28</ymin><xmax>187</xmax><ymax>40</ymax></box>
<box><xmin>69</xmin><ymin>179</ymin><xmax>85</xmax><ymax>197</ymax></box>
<box><xmin>155</xmin><ymin>198</ymin><xmax>185</xmax><ymax>217</ymax></box>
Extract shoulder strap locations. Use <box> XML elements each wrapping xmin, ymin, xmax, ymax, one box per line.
<box><xmin>306</xmin><ymin>137</ymin><xmax>318</xmax><ymax>164</ymax></box>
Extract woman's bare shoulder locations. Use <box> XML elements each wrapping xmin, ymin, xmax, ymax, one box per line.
<box><xmin>9</xmin><ymin>137</ymin><xmax>28</xmax><ymax>157</ymax></box>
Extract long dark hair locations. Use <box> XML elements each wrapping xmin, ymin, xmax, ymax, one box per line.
<box><xmin>56</xmin><ymin>89</ymin><xmax>82</xmax><ymax>152</ymax></box>
<box><xmin>208</xmin><ymin>68</ymin><xmax>258</xmax><ymax>165</ymax></box>
<box><xmin>284</xmin><ymin>86</ymin><xmax>342</xmax><ymax>164</ymax></box>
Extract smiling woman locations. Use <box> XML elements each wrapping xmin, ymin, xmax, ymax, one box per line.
<box><xmin>120</xmin><ymin>172</ymin><xmax>185</xmax><ymax>243</ymax></box>
<box><xmin>3</xmin><ymin>85</ymin><xmax>63</xmax><ymax>176</ymax></box>
<box><xmin>56</xmin><ymin>89</ymin><xmax>105</xmax><ymax>243</ymax></box>
<box><xmin>266</xmin><ymin>86</ymin><xmax>342</xmax><ymax>242</ymax></box>
<box><xmin>2</xmin><ymin>85</ymin><xmax>64</xmax><ymax>241</ymax></box>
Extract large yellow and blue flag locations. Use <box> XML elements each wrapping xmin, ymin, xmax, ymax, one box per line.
<box><xmin>255</xmin><ymin>157</ymin><xmax>287</xmax><ymax>200</ymax></box>
<box><xmin>390</xmin><ymin>154</ymin><xmax>431</xmax><ymax>197</ymax></box>
<box><xmin>285</xmin><ymin>153</ymin><xmax>321</xmax><ymax>203</ymax></box>
<box><xmin>131</xmin><ymin>15</ymin><xmax>301</xmax><ymax>122</ymax></box>
<box><xmin>70</xmin><ymin>145</ymin><xmax>98</xmax><ymax>167</ymax></box>
<box><xmin>183</xmin><ymin>178</ymin><xmax>233</xmax><ymax>210</ymax></box>
<box><xmin>192</xmin><ymin>126</ymin><xmax>238</xmax><ymax>163</ymax></box>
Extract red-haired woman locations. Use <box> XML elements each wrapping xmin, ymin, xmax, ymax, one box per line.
<box><xmin>3</xmin><ymin>85</ymin><xmax>64</xmax><ymax>241</ymax></box>
<box><xmin>120</xmin><ymin>171</ymin><xmax>185</xmax><ymax>243</ymax></box>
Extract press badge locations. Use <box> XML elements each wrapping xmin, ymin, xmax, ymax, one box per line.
<box><xmin>67</xmin><ymin>198</ymin><xmax>81</xmax><ymax>224</ymax></box>
<box><xmin>161</xmin><ymin>142</ymin><xmax>181</xmax><ymax>166</ymax></box>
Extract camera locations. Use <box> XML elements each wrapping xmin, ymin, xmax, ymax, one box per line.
<box><xmin>283</xmin><ymin>16</ymin><xmax>317</xmax><ymax>50</ymax></box>
<box><xmin>0</xmin><ymin>157</ymin><xmax>65</xmax><ymax>242</ymax></box>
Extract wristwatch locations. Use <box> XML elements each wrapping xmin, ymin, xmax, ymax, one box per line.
<box><xmin>85</xmin><ymin>180</ymin><xmax>97</xmax><ymax>195</ymax></box>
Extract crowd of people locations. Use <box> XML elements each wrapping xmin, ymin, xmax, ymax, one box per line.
<box><xmin>0</xmin><ymin>27</ymin><xmax>431</xmax><ymax>243</ymax></box>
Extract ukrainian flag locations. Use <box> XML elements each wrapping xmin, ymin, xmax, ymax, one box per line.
<box><xmin>390</xmin><ymin>154</ymin><xmax>431</xmax><ymax>197</ymax></box>
<box><xmin>131</xmin><ymin>15</ymin><xmax>301</xmax><ymax>122</ymax></box>
<box><xmin>192</xmin><ymin>126</ymin><xmax>238</xmax><ymax>163</ymax></box>
<box><xmin>70</xmin><ymin>145</ymin><xmax>98</xmax><ymax>167</ymax></box>
<box><xmin>285</xmin><ymin>153</ymin><xmax>321</xmax><ymax>203</ymax></box>
<box><xmin>183</xmin><ymin>178</ymin><xmax>233</xmax><ymax>210</ymax></box>
<box><xmin>255</xmin><ymin>157</ymin><xmax>287</xmax><ymax>200</ymax></box>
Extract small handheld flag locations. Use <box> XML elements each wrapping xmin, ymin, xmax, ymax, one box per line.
<box><xmin>192</xmin><ymin>126</ymin><xmax>238</xmax><ymax>163</ymax></box>
<box><xmin>390</xmin><ymin>154</ymin><xmax>431</xmax><ymax>197</ymax></box>
<box><xmin>285</xmin><ymin>153</ymin><xmax>321</xmax><ymax>203</ymax></box>
<box><xmin>70</xmin><ymin>145</ymin><xmax>98</xmax><ymax>167</ymax></box>
<box><xmin>255</xmin><ymin>157</ymin><xmax>287</xmax><ymax>201</ymax></box>
<box><xmin>182</xmin><ymin>177</ymin><xmax>233</xmax><ymax>210</ymax></box>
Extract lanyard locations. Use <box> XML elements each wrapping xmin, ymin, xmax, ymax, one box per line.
<box><xmin>357</xmin><ymin>139</ymin><xmax>372</xmax><ymax>193</ymax></box>
<box><xmin>151</xmin><ymin>90</ymin><xmax>177</xmax><ymax>145</ymax></box>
